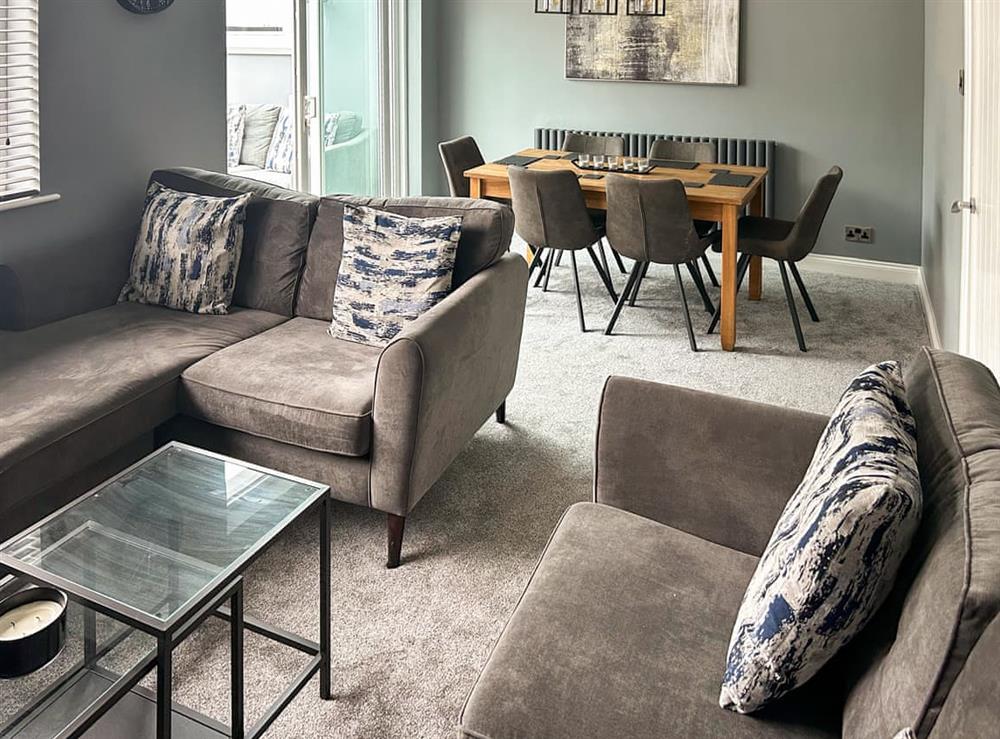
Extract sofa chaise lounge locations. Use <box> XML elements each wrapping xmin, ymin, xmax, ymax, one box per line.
<box><xmin>461</xmin><ymin>348</ymin><xmax>999</xmax><ymax>738</ymax></box>
<box><xmin>0</xmin><ymin>168</ymin><xmax>528</xmax><ymax>567</ymax></box>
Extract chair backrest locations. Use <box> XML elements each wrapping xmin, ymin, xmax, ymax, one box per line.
<box><xmin>561</xmin><ymin>132</ymin><xmax>626</xmax><ymax>157</ymax></box>
<box><xmin>784</xmin><ymin>166</ymin><xmax>843</xmax><ymax>261</ymax></box>
<box><xmin>148</xmin><ymin>167</ymin><xmax>318</xmax><ymax>317</ymax></box>
<box><xmin>649</xmin><ymin>139</ymin><xmax>717</xmax><ymax>164</ymax></box>
<box><xmin>508</xmin><ymin>166</ymin><xmax>599</xmax><ymax>251</ymax></box>
<box><xmin>839</xmin><ymin>348</ymin><xmax>1000</xmax><ymax>739</ymax></box>
<box><xmin>295</xmin><ymin>195</ymin><xmax>513</xmax><ymax>321</ymax></box>
<box><xmin>438</xmin><ymin>135</ymin><xmax>485</xmax><ymax>198</ymax></box>
<box><xmin>605</xmin><ymin>175</ymin><xmax>705</xmax><ymax>264</ymax></box>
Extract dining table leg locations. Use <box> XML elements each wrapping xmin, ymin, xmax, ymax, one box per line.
<box><xmin>748</xmin><ymin>186</ymin><xmax>764</xmax><ymax>301</ymax></box>
<box><xmin>720</xmin><ymin>203</ymin><xmax>740</xmax><ymax>351</ymax></box>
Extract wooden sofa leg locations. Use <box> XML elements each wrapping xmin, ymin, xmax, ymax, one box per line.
<box><xmin>387</xmin><ymin>514</ymin><xmax>406</xmax><ymax>569</ymax></box>
<box><xmin>495</xmin><ymin>401</ymin><xmax>506</xmax><ymax>424</ymax></box>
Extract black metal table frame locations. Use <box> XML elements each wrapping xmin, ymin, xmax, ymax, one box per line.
<box><xmin>0</xmin><ymin>495</ymin><xmax>332</xmax><ymax>739</ymax></box>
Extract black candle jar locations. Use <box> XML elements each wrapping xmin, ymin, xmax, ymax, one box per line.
<box><xmin>0</xmin><ymin>587</ymin><xmax>68</xmax><ymax>679</ymax></box>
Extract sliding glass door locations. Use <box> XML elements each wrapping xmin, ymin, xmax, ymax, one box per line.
<box><xmin>313</xmin><ymin>0</ymin><xmax>407</xmax><ymax>197</ymax></box>
<box><xmin>318</xmin><ymin>0</ymin><xmax>380</xmax><ymax>196</ymax></box>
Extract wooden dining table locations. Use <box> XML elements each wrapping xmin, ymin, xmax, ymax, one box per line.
<box><xmin>465</xmin><ymin>148</ymin><xmax>769</xmax><ymax>352</ymax></box>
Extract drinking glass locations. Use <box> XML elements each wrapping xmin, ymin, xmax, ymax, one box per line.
<box><xmin>593</xmin><ymin>155</ymin><xmax>605</xmax><ymax>167</ymax></box>
<box><xmin>579</xmin><ymin>153</ymin><xmax>590</xmax><ymax>167</ymax></box>
<box><xmin>622</xmin><ymin>158</ymin><xmax>635</xmax><ymax>172</ymax></box>
<box><xmin>608</xmin><ymin>156</ymin><xmax>619</xmax><ymax>170</ymax></box>
<box><xmin>637</xmin><ymin>157</ymin><xmax>650</xmax><ymax>171</ymax></box>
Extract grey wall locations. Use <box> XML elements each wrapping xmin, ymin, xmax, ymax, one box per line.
<box><xmin>0</xmin><ymin>0</ymin><xmax>226</xmax><ymax>329</ymax></box>
<box><xmin>434</xmin><ymin>0</ymin><xmax>925</xmax><ymax>265</ymax></box>
<box><xmin>921</xmin><ymin>0</ymin><xmax>964</xmax><ymax>350</ymax></box>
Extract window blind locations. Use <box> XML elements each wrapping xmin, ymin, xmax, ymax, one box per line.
<box><xmin>0</xmin><ymin>0</ymin><xmax>39</xmax><ymax>203</ymax></box>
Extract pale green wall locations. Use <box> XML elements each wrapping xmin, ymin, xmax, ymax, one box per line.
<box><xmin>433</xmin><ymin>0</ymin><xmax>926</xmax><ymax>265</ymax></box>
<box><xmin>921</xmin><ymin>0</ymin><xmax>964</xmax><ymax>349</ymax></box>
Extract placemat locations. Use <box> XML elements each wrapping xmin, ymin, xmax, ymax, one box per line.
<box><xmin>494</xmin><ymin>155</ymin><xmax>541</xmax><ymax>167</ymax></box>
<box><xmin>650</xmin><ymin>159</ymin><xmax>700</xmax><ymax>170</ymax></box>
<box><xmin>709</xmin><ymin>172</ymin><xmax>754</xmax><ymax>187</ymax></box>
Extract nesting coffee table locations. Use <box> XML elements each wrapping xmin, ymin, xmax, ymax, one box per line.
<box><xmin>0</xmin><ymin>442</ymin><xmax>331</xmax><ymax>738</ymax></box>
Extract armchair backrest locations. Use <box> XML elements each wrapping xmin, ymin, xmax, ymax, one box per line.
<box><xmin>148</xmin><ymin>168</ymin><xmax>318</xmax><ymax>316</ymax></box>
<box><xmin>295</xmin><ymin>195</ymin><xmax>513</xmax><ymax>321</ymax></box>
<box><xmin>840</xmin><ymin>348</ymin><xmax>1000</xmax><ymax>739</ymax></box>
<box><xmin>783</xmin><ymin>166</ymin><xmax>843</xmax><ymax>262</ymax></box>
<box><xmin>649</xmin><ymin>139</ymin><xmax>717</xmax><ymax>164</ymax></box>
<box><xmin>508</xmin><ymin>166</ymin><xmax>599</xmax><ymax>251</ymax></box>
<box><xmin>439</xmin><ymin>136</ymin><xmax>485</xmax><ymax>198</ymax></box>
<box><xmin>561</xmin><ymin>132</ymin><xmax>626</xmax><ymax>157</ymax></box>
<box><xmin>605</xmin><ymin>175</ymin><xmax>705</xmax><ymax>264</ymax></box>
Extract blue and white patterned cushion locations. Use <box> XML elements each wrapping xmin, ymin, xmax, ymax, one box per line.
<box><xmin>323</xmin><ymin>111</ymin><xmax>363</xmax><ymax>148</ymax></box>
<box><xmin>329</xmin><ymin>204</ymin><xmax>462</xmax><ymax>346</ymax></box>
<box><xmin>119</xmin><ymin>182</ymin><xmax>251</xmax><ymax>315</ymax></box>
<box><xmin>720</xmin><ymin>361</ymin><xmax>921</xmax><ymax>713</ymax></box>
<box><xmin>226</xmin><ymin>104</ymin><xmax>245</xmax><ymax>169</ymax></box>
<box><xmin>265</xmin><ymin>106</ymin><xmax>294</xmax><ymax>174</ymax></box>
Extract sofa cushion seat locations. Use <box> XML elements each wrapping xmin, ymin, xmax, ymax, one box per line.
<box><xmin>0</xmin><ymin>302</ymin><xmax>287</xmax><ymax>532</ymax></box>
<box><xmin>460</xmin><ymin>503</ymin><xmax>841</xmax><ymax>739</ymax></box>
<box><xmin>180</xmin><ymin>317</ymin><xmax>380</xmax><ymax>457</ymax></box>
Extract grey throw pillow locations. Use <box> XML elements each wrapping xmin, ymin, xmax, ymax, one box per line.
<box><xmin>119</xmin><ymin>182</ymin><xmax>251</xmax><ymax>314</ymax></box>
<box><xmin>329</xmin><ymin>205</ymin><xmax>461</xmax><ymax>346</ymax></box>
<box><xmin>240</xmin><ymin>104</ymin><xmax>281</xmax><ymax>168</ymax></box>
<box><xmin>720</xmin><ymin>361</ymin><xmax>921</xmax><ymax>713</ymax></box>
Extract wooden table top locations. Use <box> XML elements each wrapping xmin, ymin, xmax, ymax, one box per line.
<box><xmin>465</xmin><ymin>148</ymin><xmax>768</xmax><ymax>208</ymax></box>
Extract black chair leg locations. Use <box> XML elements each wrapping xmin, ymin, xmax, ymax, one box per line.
<box><xmin>673</xmin><ymin>264</ymin><xmax>698</xmax><ymax>352</ymax></box>
<box><xmin>629</xmin><ymin>261</ymin><xmax>650</xmax><ymax>306</ymax></box>
<box><xmin>555</xmin><ymin>250</ymin><xmax>564</xmax><ymax>267</ymax></box>
<box><xmin>778</xmin><ymin>261</ymin><xmax>807</xmax><ymax>352</ymax></box>
<box><xmin>707</xmin><ymin>253</ymin><xmax>751</xmax><ymax>334</ymax></box>
<box><xmin>495</xmin><ymin>401</ymin><xmax>506</xmax><ymax>424</ymax></box>
<box><xmin>542</xmin><ymin>250</ymin><xmax>557</xmax><ymax>292</ymax></box>
<box><xmin>788</xmin><ymin>262</ymin><xmax>819</xmax><ymax>322</ymax></box>
<box><xmin>605</xmin><ymin>261</ymin><xmax>643</xmax><ymax>335</ymax></box>
<box><xmin>610</xmin><ymin>246</ymin><xmax>628</xmax><ymax>274</ymax></box>
<box><xmin>687</xmin><ymin>260</ymin><xmax>715</xmax><ymax>314</ymax></box>
<box><xmin>701</xmin><ymin>254</ymin><xmax>719</xmax><ymax>287</ymax></box>
<box><xmin>597</xmin><ymin>241</ymin><xmax>611</xmax><ymax>279</ymax></box>
<box><xmin>584</xmin><ymin>245</ymin><xmax>618</xmax><ymax>302</ymax></box>
<box><xmin>532</xmin><ymin>249</ymin><xmax>551</xmax><ymax>288</ymax></box>
<box><xmin>569</xmin><ymin>250</ymin><xmax>586</xmax><ymax>332</ymax></box>
<box><xmin>527</xmin><ymin>247</ymin><xmax>546</xmax><ymax>277</ymax></box>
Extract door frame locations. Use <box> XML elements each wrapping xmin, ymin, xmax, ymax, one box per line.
<box><xmin>958</xmin><ymin>0</ymin><xmax>999</xmax><ymax>374</ymax></box>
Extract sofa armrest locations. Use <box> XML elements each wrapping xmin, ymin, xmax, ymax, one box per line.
<box><xmin>369</xmin><ymin>253</ymin><xmax>529</xmax><ymax>515</ymax></box>
<box><xmin>594</xmin><ymin>376</ymin><xmax>829</xmax><ymax>556</ymax></box>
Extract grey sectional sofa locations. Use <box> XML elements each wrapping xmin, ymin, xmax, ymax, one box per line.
<box><xmin>461</xmin><ymin>348</ymin><xmax>1000</xmax><ymax>738</ymax></box>
<box><xmin>0</xmin><ymin>168</ymin><xmax>528</xmax><ymax>567</ymax></box>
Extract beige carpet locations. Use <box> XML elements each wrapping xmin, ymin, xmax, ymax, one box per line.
<box><xmin>6</xmin><ymin>256</ymin><xmax>930</xmax><ymax>737</ymax></box>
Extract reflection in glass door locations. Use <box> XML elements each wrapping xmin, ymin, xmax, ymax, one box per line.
<box><xmin>318</xmin><ymin>0</ymin><xmax>380</xmax><ymax>196</ymax></box>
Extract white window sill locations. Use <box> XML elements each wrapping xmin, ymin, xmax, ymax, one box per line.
<box><xmin>0</xmin><ymin>193</ymin><xmax>61</xmax><ymax>214</ymax></box>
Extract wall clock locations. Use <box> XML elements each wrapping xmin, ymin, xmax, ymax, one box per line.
<box><xmin>117</xmin><ymin>0</ymin><xmax>174</xmax><ymax>14</ymax></box>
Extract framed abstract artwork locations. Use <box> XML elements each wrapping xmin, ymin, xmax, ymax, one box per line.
<box><xmin>565</xmin><ymin>0</ymin><xmax>740</xmax><ymax>85</ymax></box>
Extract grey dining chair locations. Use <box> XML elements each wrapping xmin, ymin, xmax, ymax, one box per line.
<box><xmin>707</xmin><ymin>166</ymin><xmax>844</xmax><ymax>351</ymax></box>
<box><xmin>508</xmin><ymin>166</ymin><xmax>618</xmax><ymax>332</ymax></box>
<box><xmin>561</xmin><ymin>132</ymin><xmax>626</xmax><ymax>157</ymax></box>
<box><xmin>438</xmin><ymin>135</ymin><xmax>485</xmax><ymax>198</ymax></box>
<box><xmin>649</xmin><ymin>139</ymin><xmax>720</xmax><ymax>287</ymax></box>
<box><xmin>604</xmin><ymin>175</ymin><xmax>717</xmax><ymax>351</ymax></box>
<box><xmin>561</xmin><ymin>133</ymin><xmax>629</xmax><ymax>275</ymax></box>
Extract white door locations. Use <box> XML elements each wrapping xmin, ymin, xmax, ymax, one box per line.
<box><xmin>959</xmin><ymin>0</ymin><xmax>1000</xmax><ymax>376</ymax></box>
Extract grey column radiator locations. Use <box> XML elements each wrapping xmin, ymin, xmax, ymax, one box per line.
<box><xmin>534</xmin><ymin>127</ymin><xmax>776</xmax><ymax>217</ymax></box>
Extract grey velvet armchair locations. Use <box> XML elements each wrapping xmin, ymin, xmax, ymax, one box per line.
<box><xmin>508</xmin><ymin>166</ymin><xmax>618</xmax><ymax>332</ymax></box>
<box><xmin>439</xmin><ymin>135</ymin><xmax>485</xmax><ymax>198</ymax></box>
<box><xmin>708</xmin><ymin>166</ymin><xmax>843</xmax><ymax>351</ymax></box>
<box><xmin>604</xmin><ymin>175</ymin><xmax>716</xmax><ymax>350</ymax></box>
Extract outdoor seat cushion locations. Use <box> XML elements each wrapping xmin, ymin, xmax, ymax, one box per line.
<box><xmin>0</xmin><ymin>302</ymin><xmax>286</xmax><ymax>534</ymax></box>
<box><xmin>460</xmin><ymin>503</ymin><xmax>841</xmax><ymax>739</ymax></box>
<box><xmin>180</xmin><ymin>317</ymin><xmax>380</xmax><ymax>457</ymax></box>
